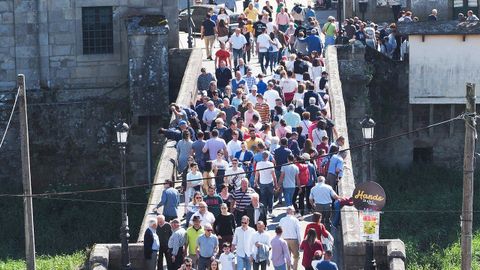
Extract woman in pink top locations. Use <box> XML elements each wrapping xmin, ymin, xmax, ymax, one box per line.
<box><xmin>244</xmin><ymin>101</ymin><xmax>260</xmax><ymax>127</ymax></box>
<box><xmin>300</xmin><ymin>228</ymin><xmax>324</xmax><ymax>270</ymax></box>
<box><xmin>275</xmin><ymin>119</ymin><xmax>292</xmax><ymax>139</ymax></box>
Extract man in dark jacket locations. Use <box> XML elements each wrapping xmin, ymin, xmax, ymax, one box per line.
<box><xmin>215</xmin><ymin>60</ymin><xmax>233</xmax><ymax>92</ymax></box>
<box><xmin>144</xmin><ymin>219</ymin><xmax>160</xmax><ymax>270</ymax></box>
<box><xmin>156</xmin><ymin>215</ymin><xmax>173</xmax><ymax>270</ymax></box>
<box><xmin>245</xmin><ymin>193</ymin><xmax>268</xmax><ymax>229</ymax></box>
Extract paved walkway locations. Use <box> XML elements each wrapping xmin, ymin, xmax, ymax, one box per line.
<box><xmin>173</xmin><ymin>2</ymin><xmax>342</xmax><ymax>269</ymax></box>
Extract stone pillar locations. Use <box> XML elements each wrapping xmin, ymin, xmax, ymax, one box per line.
<box><xmin>126</xmin><ymin>15</ymin><xmax>170</xmax><ymax>123</ymax></box>
<box><xmin>13</xmin><ymin>0</ymin><xmax>41</xmax><ymax>89</ymax></box>
<box><xmin>161</xmin><ymin>0</ymin><xmax>179</xmax><ymax>48</ymax></box>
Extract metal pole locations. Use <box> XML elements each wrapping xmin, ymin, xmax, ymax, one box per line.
<box><xmin>368</xmin><ymin>143</ymin><xmax>373</xmax><ymax>181</ymax></box>
<box><xmin>120</xmin><ymin>144</ymin><xmax>131</xmax><ymax>270</ymax></box>
<box><xmin>365</xmin><ymin>239</ymin><xmax>377</xmax><ymax>270</ymax></box>
<box><xmin>146</xmin><ymin>116</ymin><xmax>152</xmax><ymax>183</ymax></box>
<box><xmin>461</xmin><ymin>83</ymin><xmax>475</xmax><ymax>270</ymax></box>
<box><xmin>18</xmin><ymin>74</ymin><xmax>36</xmax><ymax>270</ymax></box>
<box><xmin>187</xmin><ymin>0</ymin><xmax>193</xmax><ymax>48</ymax></box>
<box><xmin>337</xmin><ymin>0</ymin><xmax>343</xmax><ymax>35</ymax></box>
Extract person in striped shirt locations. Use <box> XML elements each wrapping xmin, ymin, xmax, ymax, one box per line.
<box><xmin>231</xmin><ymin>178</ymin><xmax>257</xmax><ymax>226</ymax></box>
<box><xmin>254</xmin><ymin>94</ymin><xmax>271</xmax><ymax>124</ymax></box>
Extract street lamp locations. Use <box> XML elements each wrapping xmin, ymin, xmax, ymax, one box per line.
<box><xmin>360</xmin><ymin>116</ymin><xmax>377</xmax><ymax>270</ymax></box>
<box><xmin>115</xmin><ymin>121</ymin><xmax>132</xmax><ymax>270</ymax></box>
<box><xmin>187</xmin><ymin>0</ymin><xmax>193</xmax><ymax>48</ymax></box>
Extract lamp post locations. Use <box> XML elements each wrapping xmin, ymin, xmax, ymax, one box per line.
<box><xmin>187</xmin><ymin>0</ymin><xmax>193</xmax><ymax>48</ymax></box>
<box><xmin>360</xmin><ymin>116</ymin><xmax>376</xmax><ymax>270</ymax></box>
<box><xmin>359</xmin><ymin>0</ymin><xmax>369</xmax><ymax>21</ymax></box>
<box><xmin>116</xmin><ymin>122</ymin><xmax>132</xmax><ymax>270</ymax></box>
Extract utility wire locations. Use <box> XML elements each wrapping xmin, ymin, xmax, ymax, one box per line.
<box><xmin>0</xmin><ymin>113</ymin><xmax>471</xmax><ymax>199</ymax></box>
<box><xmin>0</xmin><ymin>87</ymin><xmax>20</xmax><ymax>150</ymax></box>
<box><xmin>30</xmin><ymin>196</ymin><xmax>480</xmax><ymax>214</ymax></box>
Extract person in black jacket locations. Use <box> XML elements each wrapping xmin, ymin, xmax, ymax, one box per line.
<box><xmin>245</xmin><ymin>193</ymin><xmax>268</xmax><ymax>229</ymax></box>
<box><xmin>215</xmin><ymin>60</ymin><xmax>233</xmax><ymax>92</ymax></box>
<box><xmin>144</xmin><ymin>218</ymin><xmax>160</xmax><ymax>270</ymax></box>
<box><xmin>157</xmin><ymin>215</ymin><xmax>173</xmax><ymax>270</ymax></box>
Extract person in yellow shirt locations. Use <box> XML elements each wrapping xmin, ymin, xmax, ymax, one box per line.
<box><xmin>244</xmin><ymin>2</ymin><xmax>259</xmax><ymax>22</ymax></box>
<box><xmin>245</xmin><ymin>128</ymin><xmax>264</xmax><ymax>152</ymax></box>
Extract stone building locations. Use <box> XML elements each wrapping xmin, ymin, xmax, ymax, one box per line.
<box><xmin>0</xmin><ymin>0</ymin><xmax>183</xmax><ymax>188</ymax></box>
<box><xmin>0</xmin><ymin>0</ymin><xmax>178</xmax><ymax>91</ymax></box>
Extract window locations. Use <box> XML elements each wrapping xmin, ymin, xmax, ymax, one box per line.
<box><xmin>413</xmin><ymin>147</ymin><xmax>433</xmax><ymax>163</ymax></box>
<box><xmin>82</xmin><ymin>7</ymin><xmax>113</xmax><ymax>55</ymax></box>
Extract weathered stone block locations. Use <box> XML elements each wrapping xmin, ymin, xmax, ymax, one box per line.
<box><xmin>0</xmin><ymin>36</ymin><xmax>14</xmax><ymax>48</ymax></box>
<box><xmin>0</xmin><ymin>1</ymin><xmax>13</xmax><ymax>12</ymax></box>
<box><xmin>1</xmin><ymin>12</ymin><xmax>14</xmax><ymax>23</ymax></box>
<box><xmin>51</xmin><ymin>45</ymin><xmax>73</xmax><ymax>56</ymax></box>
<box><xmin>0</xmin><ymin>59</ymin><xmax>15</xmax><ymax>70</ymax></box>
<box><xmin>0</xmin><ymin>25</ymin><xmax>14</xmax><ymax>35</ymax></box>
<box><xmin>50</xmin><ymin>0</ymin><xmax>73</xmax><ymax>10</ymax></box>
<box><xmin>73</xmin><ymin>66</ymin><xmax>99</xmax><ymax>78</ymax></box>
<box><xmin>127</xmin><ymin>0</ymin><xmax>145</xmax><ymax>7</ymax></box>
<box><xmin>53</xmin><ymin>33</ymin><xmax>76</xmax><ymax>45</ymax></box>
<box><xmin>15</xmin><ymin>46</ymin><xmax>39</xmax><ymax>58</ymax></box>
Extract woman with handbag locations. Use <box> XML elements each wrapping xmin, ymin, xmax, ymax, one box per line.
<box><xmin>300</xmin><ymin>229</ymin><xmax>324</xmax><ymax>270</ymax></box>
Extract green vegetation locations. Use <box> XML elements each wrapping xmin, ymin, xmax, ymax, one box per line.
<box><xmin>0</xmin><ymin>251</ymin><xmax>85</xmax><ymax>270</ymax></box>
<box><xmin>377</xmin><ymin>165</ymin><xmax>480</xmax><ymax>269</ymax></box>
<box><xmin>0</xmin><ymin>181</ymin><xmax>148</xmax><ymax>263</ymax></box>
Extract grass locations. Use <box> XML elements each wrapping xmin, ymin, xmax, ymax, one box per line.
<box><xmin>0</xmin><ymin>181</ymin><xmax>148</xmax><ymax>261</ymax></box>
<box><xmin>0</xmin><ymin>251</ymin><xmax>86</xmax><ymax>270</ymax></box>
<box><xmin>377</xmin><ymin>165</ymin><xmax>480</xmax><ymax>269</ymax></box>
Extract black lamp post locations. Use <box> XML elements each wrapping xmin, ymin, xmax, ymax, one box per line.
<box><xmin>187</xmin><ymin>0</ymin><xmax>193</xmax><ymax>48</ymax></box>
<box><xmin>116</xmin><ymin>122</ymin><xmax>132</xmax><ymax>270</ymax></box>
<box><xmin>359</xmin><ymin>0</ymin><xmax>369</xmax><ymax>21</ymax></box>
<box><xmin>360</xmin><ymin>116</ymin><xmax>377</xmax><ymax>270</ymax></box>
<box><xmin>360</xmin><ymin>116</ymin><xmax>375</xmax><ymax>181</ymax></box>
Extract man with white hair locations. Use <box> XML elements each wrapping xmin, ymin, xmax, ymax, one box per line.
<box><xmin>156</xmin><ymin>215</ymin><xmax>173</xmax><ymax>270</ymax></box>
<box><xmin>144</xmin><ymin>218</ymin><xmax>160</xmax><ymax>270</ymax></box>
<box><xmin>202</xmin><ymin>101</ymin><xmax>220</xmax><ymax>128</ymax></box>
<box><xmin>247</xmin><ymin>85</ymin><xmax>258</xmax><ymax>105</ymax></box>
<box><xmin>245</xmin><ymin>193</ymin><xmax>268</xmax><ymax>228</ymax></box>
<box><xmin>278</xmin><ymin>206</ymin><xmax>302</xmax><ymax>270</ymax></box>
<box><xmin>196</xmin><ymin>223</ymin><xmax>219</xmax><ymax>270</ymax></box>
<box><xmin>305</xmin><ymin>97</ymin><xmax>321</xmax><ymax>119</ymax></box>
<box><xmin>190</xmin><ymin>201</ymin><xmax>216</xmax><ymax>227</ymax></box>
<box><xmin>428</xmin><ymin>9</ymin><xmax>438</xmax><ymax>21</ymax></box>
<box><xmin>309</xmin><ymin>176</ymin><xmax>340</xmax><ymax>231</ymax></box>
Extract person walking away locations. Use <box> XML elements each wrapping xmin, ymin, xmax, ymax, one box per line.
<box><xmin>196</xmin><ymin>223</ymin><xmax>219</xmax><ymax>270</ymax></box>
<box><xmin>309</xmin><ymin>176</ymin><xmax>340</xmax><ymax>231</ymax></box>
<box><xmin>154</xmin><ymin>179</ymin><xmax>180</xmax><ymax>222</ymax></box>
<box><xmin>232</xmin><ymin>216</ymin><xmax>256</xmax><ymax>270</ymax></box>
<box><xmin>300</xmin><ymin>229</ymin><xmax>324</xmax><ymax>270</ymax></box>
<box><xmin>201</xmin><ymin>14</ymin><xmax>217</xmax><ymax>61</ymax></box>
<box><xmin>270</xmin><ymin>226</ymin><xmax>293</xmax><ymax>270</ymax></box>
<box><xmin>144</xmin><ymin>218</ymin><xmax>160</xmax><ymax>270</ymax></box>
<box><xmin>256</xmin><ymin>28</ymin><xmax>272</xmax><ymax>74</ymax></box>
<box><xmin>316</xmin><ymin>250</ymin><xmax>338</xmax><ymax>270</ymax></box>
<box><xmin>255</xmin><ymin>151</ymin><xmax>277</xmax><ymax>216</ymax></box>
<box><xmin>278</xmin><ymin>206</ymin><xmax>302</xmax><ymax>270</ymax></box>
<box><xmin>278</xmin><ymin>154</ymin><xmax>299</xmax><ymax>207</ymax></box>
<box><xmin>250</xmin><ymin>221</ymin><xmax>271</xmax><ymax>270</ymax></box>
<box><xmin>322</xmin><ymin>16</ymin><xmax>337</xmax><ymax>48</ymax></box>
<box><xmin>168</xmin><ymin>219</ymin><xmax>186</xmax><ymax>270</ymax></box>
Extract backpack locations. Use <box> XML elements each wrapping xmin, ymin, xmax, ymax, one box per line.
<box><xmin>319</xmin><ymin>154</ymin><xmax>332</xmax><ymax>176</ymax></box>
<box><xmin>296</xmin><ymin>163</ymin><xmax>309</xmax><ymax>186</ymax></box>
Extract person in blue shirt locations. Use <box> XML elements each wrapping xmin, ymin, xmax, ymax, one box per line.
<box><xmin>325</xmin><ymin>149</ymin><xmax>347</xmax><ymax>192</ymax></box>
<box><xmin>316</xmin><ymin>250</ymin><xmax>338</xmax><ymax>270</ymax></box>
<box><xmin>256</xmin><ymin>73</ymin><xmax>268</xmax><ymax>95</ymax></box>
<box><xmin>306</xmin><ymin>29</ymin><xmax>322</xmax><ymax>54</ymax></box>
<box><xmin>154</xmin><ymin>179</ymin><xmax>180</xmax><ymax>221</ymax></box>
<box><xmin>304</xmin><ymin>6</ymin><xmax>316</xmax><ymax>21</ymax></box>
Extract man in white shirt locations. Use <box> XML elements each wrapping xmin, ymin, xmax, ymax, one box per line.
<box><xmin>255</xmin><ymin>151</ymin><xmax>277</xmax><ymax>216</ymax></box>
<box><xmin>278</xmin><ymin>206</ymin><xmax>302</xmax><ymax>270</ymax></box>
<box><xmin>189</xmin><ymin>202</ymin><xmax>216</xmax><ymax>227</ymax></box>
<box><xmin>309</xmin><ymin>176</ymin><xmax>340</xmax><ymax>230</ymax></box>
<box><xmin>247</xmin><ymin>85</ymin><xmax>259</xmax><ymax>105</ymax></box>
<box><xmin>232</xmin><ymin>216</ymin><xmax>256</xmax><ymax>270</ymax></box>
<box><xmin>250</xmin><ymin>221</ymin><xmax>271</xmax><ymax>269</ymax></box>
<box><xmin>226</xmin><ymin>131</ymin><xmax>242</xmax><ymax>160</ymax></box>
<box><xmin>264</xmin><ymin>82</ymin><xmax>281</xmax><ymax>111</ymax></box>
<box><xmin>225</xmin><ymin>158</ymin><xmax>245</xmax><ymax>190</ymax></box>
<box><xmin>280</xmin><ymin>71</ymin><xmax>298</xmax><ymax>104</ymax></box>
<box><xmin>202</xmin><ymin>101</ymin><xmax>220</xmax><ymax>127</ymax></box>
<box><xmin>256</xmin><ymin>28</ymin><xmax>271</xmax><ymax>74</ymax></box>
<box><xmin>229</xmin><ymin>28</ymin><xmax>248</xmax><ymax>67</ymax></box>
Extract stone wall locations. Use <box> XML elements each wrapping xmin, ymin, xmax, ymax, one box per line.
<box><xmin>326</xmin><ymin>46</ymin><xmax>406</xmax><ymax>269</ymax></box>
<box><xmin>0</xmin><ymin>0</ymin><xmax>179</xmax><ymax>91</ymax></box>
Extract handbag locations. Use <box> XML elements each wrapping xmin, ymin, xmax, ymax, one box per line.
<box><xmin>321</xmin><ymin>231</ymin><xmax>334</xmax><ymax>251</ymax></box>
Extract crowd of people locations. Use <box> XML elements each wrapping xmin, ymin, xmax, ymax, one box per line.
<box><xmin>141</xmin><ymin>0</ymin><xmax>480</xmax><ymax>269</ymax></box>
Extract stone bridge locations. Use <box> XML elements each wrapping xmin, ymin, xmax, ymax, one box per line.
<box><xmin>88</xmin><ymin>45</ymin><xmax>405</xmax><ymax>270</ymax></box>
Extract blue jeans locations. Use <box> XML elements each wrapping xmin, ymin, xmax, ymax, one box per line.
<box><xmin>258</xmin><ymin>51</ymin><xmax>269</xmax><ymax>73</ymax></box>
<box><xmin>237</xmin><ymin>255</ymin><xmax>251</xmax><ymax>270</ymax></box>
<box><xmin>233</xmin><ymin>48</ymin><xmax>244</xmax><ymax>67</ymax></box>
<box><xmin>332</xmin><ymin>200</ymin><xmax>341</xmax><ymax>228</ymax></box>
<box><xmin>325</xmin><ymin>35</ymin><xmax>335</xmax><ymax>47</ymax></box>
<box><xmin>260</xmin><ymin>183</ymin><xmax>274</xmax><ymax>213</ymax></box>
<box><xmin>268</xmin><ymin>51</ymin><xmax>278</xmax><ymax>72</ymax></box>
<box><xmin>283</xmin><ymin>187</ymin><xmax>295</xmax><ymax>207</ymax></box>
<box><xmin>274</xmin><ymin>264</ymin><xmax>287</xmax><ymax>270</ymax></box>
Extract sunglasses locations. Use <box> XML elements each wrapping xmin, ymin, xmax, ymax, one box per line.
<box><xmin>195</xmin><ymin>197</ymin><xmax>202</xmax><ymax>199</ymax></box>
<box><xmin>186</xmin><ymin>265</ymin><xmax>192</xmax><ymax>267</ymax></box>
<box><xmin>206</xmin><ymin>229</ymin><xmax>213</xmax><ymax>232</ymax></box>
<box><xmin>242</xmin><ymin>221</ymin><xmax>248</xmax><ymax>224</ymax></box>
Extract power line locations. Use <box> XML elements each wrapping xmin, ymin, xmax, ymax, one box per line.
<box><xmin>0</xmin><ymin>113</ymin><xmax>471</xmax><ymax>199</ymax></box>
<box><xmin>0</xmin><ymin>87</ymin><xmax>20</xmax><ymax>149</ymax></box>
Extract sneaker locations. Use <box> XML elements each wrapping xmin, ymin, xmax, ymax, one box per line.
<box><xmin>270</xmin><ymin>213</ymin><xmax>277</xmax><ymax>218</ymax></box>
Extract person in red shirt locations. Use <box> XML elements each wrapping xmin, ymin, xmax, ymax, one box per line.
<box><xmin>293</xmin><ymin>156</ymin><xmax>310</xmax><ymax>217</ymax></box>
<box><xmin>300</xmin><ymin>228</ymin><xmax>324</xmax><ymax>270</ymax></box>
<box><xmin>304</xmin><ymin>212</ymin><xmax>331</xmax><ymax>243</ymax></box>
<box><xmin>215</xmin><ymin>42</ymin><xmax>232</xmax><ymax>68</ymax></box>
